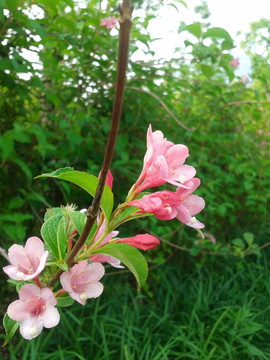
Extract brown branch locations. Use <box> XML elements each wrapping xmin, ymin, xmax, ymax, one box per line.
<box><xmin>47</xmin><ymin>0</ymin><xmax>133</xmax><ymax>288</ymax></box>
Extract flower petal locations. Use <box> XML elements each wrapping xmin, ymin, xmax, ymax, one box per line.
<box><xmin>3</xmin><ymin>265</ymin><xmax>24</xmax><ymax>280</ymax></box>
<box><xmin>41</xmin><ymin>287</ymin><xmax>57</xmax><ymax>307</ymax></box>
<box><xmin>20</xmin><ymin>316</ymin><xmax>44</xmax><ymax>340</ymax></box>
<box><xmin>83</xmin><ymin>262</ymin><xmax>105</xmax><ymax>282</ymax></box>
<box><xmin>43</xmin><ymin>306</ymin><xmax>60</xmax><ymax>328</ymax></box>
<box><xmin>60</xmin><ymin>272</ymin><xmax>73</xmax><ymax>293</ymax></box>
<box><xmin>182</xmin><ymin>195</ymin><xmax>205</xmax><ymax>216</ymax></box>
<box><xmin>7</xmin><ymin>300</ymin><xmax>28</xmax><ymax>321</ymax></box>
<box><xmin>19</xmin><ymin>284</ymin><xmax>41</xmax><ymax>301</ymax></box>
<box><xmin>84</xmin><ymin>282</ymin><xmax>104</xmax><ymax>299</ymax></box>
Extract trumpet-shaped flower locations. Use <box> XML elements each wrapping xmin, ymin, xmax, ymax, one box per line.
<box><xmin>129</xmin><ymin>178</ymin><xmax>205</xmax><ymax>228</ymax></box>
<box><xmin>135</xmin><ymin>125</ymin><xmax>196</xmax><ymax>192</ymax></box>
<box><xmin>7</xmin><ymin>284</ymin><xmax>60</xmax><ymax>340</ymax></box>
<box><xmin>60</xmin><ymin>261</ymin><xmax>105</xmax><ymax>305</ymax></box>
<box><xmin>3</xmin><ymin>237</ymin><xmax>48</xmax><ymax>281</ymax></box>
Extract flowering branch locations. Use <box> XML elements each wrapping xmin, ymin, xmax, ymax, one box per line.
<box><xmin>47</xmin><ymin>0</ymin><xmax>133</xmax><ymax>287</ymax></box>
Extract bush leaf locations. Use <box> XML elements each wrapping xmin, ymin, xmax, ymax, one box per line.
<box><xmin>36</xmin><ymin>168</ymin><xmax>114</xmax><ymax>223</ymax></box>
<box><xmin>69</xmin><ymin>211</ymin><xmax>97</xmax><ymax>245</ymax></box>
<box><xmin>41</xmin><ymin>215</ymin><xmax>67</xmax><ymax>261</ymax></box>
<box><xmin>91</xmin><ymin>243</ymin><xmax>148</xmax><ymax>289</ymax></box>
<box><xmin>3</xmin><ymin>313</ymin><xmax>20</xmax><ymax>346</ymax></box>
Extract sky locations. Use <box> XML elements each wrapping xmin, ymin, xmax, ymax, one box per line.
<box><xmin>141</xmin><ymin>0</ymin><xmax>269</xmax><ymax>76</ymax></box>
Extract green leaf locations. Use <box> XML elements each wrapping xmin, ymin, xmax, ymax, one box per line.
<box><xmin>36</xmin><ymin>168</ymin><xmax>114</xmax><ymax>223</ymax></box>
<box><xmin>243</xmin><ymin>232</ymin><xmax>254</xmax><ymax>246</ymax></box>
<box><xmin>41</xmin><ymin>215</ymin><xmax>67</xmax><ymax>261</ymax></box>
<box><xmin>232</xmin><ymin>238</ymin><xmax>245</xmax><ymax>249</ymax></box>
<box><xmin>184</xmin><ymin>40</ymin><xmax>193</xmax><ymax>47</ymax></box>
<box><xmin>69</xmin><ymin>211</ymin><xmax>97</xmax><ymax>245</ymax></box>
<box><xmin>5</xmin><ymin>0</ymin><xmax>18</xmax><ymax>12</ymax></box>
<box><xmin>56</xmin><ymin>294</ymin><xmax>74</xmax><ymax>307</ymax></box>
<box><xmin>12</xmin><ymin>158</ymin><xmax>32</xmax><ymax>180</ymax></box>
<box><xmin>190</xmin><ymin>246</ymin><xmax>200</xmax><ymax>256</ymax></box>
<box><xmin>176</xmin><ymin>0</ymin><xmax>187</xmax><ymax>8</ymax></box>
<box><xmin>221</xmin><ymin>40</ymin><xmax>235</xmax><ymax>50</ymax></box>
<box><xmin>180</xmin><ymin>24</ymin><xmax>202</xmax><ymax>39</ymax></box>
<box><xmin>203</xmin><ymin>27</ymin><xmax>233</xmax><ymax>43</ymax></box>
<box><xmin>3</xmin><ymin>313</ymin><xmax>20</xmax><ymax>346</ymax></box>
<box><xmin>200</xmin><ymin>64</ymin><xmax>214</xmax><ymax>77</ymax></box>
<box><xmin>0</xmin><ymin>136</ymin><xmax>14</xmax><ymax>161</ymax></box>
<box><xmin>91</xmin><ymin>243</ymin><xmax>148</xmax><ymax>289</ymax></box>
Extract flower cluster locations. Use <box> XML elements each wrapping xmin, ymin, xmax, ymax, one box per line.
<box><xmin>2</xmin><ymin>124</ymin><xmax>205</xmax><ymax>342</ymax></box>
<box><xmin>127</xmin><ymin>125</ymin><xmax>205</xmax><ymax>229</ymax></box>
<box><xmin>4</xmin><ymin>237</ymin><xmax>106</xmax><ymax>339</ymax></box>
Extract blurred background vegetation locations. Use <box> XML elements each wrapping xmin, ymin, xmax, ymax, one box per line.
<box><xmin>0</xmin><ymin>0</ymin><xmax>270</xmax><ymax>358</ymax></box>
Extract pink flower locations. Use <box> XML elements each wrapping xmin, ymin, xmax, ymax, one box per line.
<box><xmin>129</xmin><ymin>178</ymin><xmax>205</xmax><ymax>228</ymax></box>
<box><xmin>3</xmin><ymin>237</ymin><xmax>48</xmax><ymax>281</ymax></box>
<box><xmin>89</xmin><ymin>218</ymin><xmax>123</xmax><ymax>268</ymax></box>
<box><xmin>100</xmin><ymin>16</ymin><xmax>117</xmax><ymax>30</ymax></box>
<box><xmin>135</xmin><ymin>125</ymin><xmax>196</xmax><ymax>192</ymax></box>
<box><xmin>230</xmin><ymin>58</ymin><xmax>239</xmax><ymax>68</ymax></box>
<box><xmin>89</xmin><ymin>254</ymin><xmax>123</xmax><ymax>268</ymax></box>
<box><xmin>117</xmin><ymin>234</ymin><xmax>159</xmax><ymax>250</ymax></box>
<box><xmin>60</xmin><ymin>261</ymin><xmax>104</xmax><ymax>305</ymax></box>
<box><xmin>7</xmin><ymin>284</ymin><xmax>60</xmax><ymax>340</ymax></box>
<box><xmin>240</xmin><ymin>75</ymin><xmax>248</xmax><ymax>83</ymax></box>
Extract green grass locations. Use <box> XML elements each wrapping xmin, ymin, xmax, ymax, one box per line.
<box><xmin>2</xmin><ymin>254</ymin><xmax>270</xmax><ymax>360</ymax></box>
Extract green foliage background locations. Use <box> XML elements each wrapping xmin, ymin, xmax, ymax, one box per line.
<box><xmin>0</xmin><ymin>0</ymin><xmax>270</xmax><ymax>357</ymax></box>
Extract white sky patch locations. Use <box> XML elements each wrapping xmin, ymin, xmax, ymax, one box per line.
<box><xmin>141</xmin><ymin>0</ymin><xmax>269</xmax><ymax>76</ymax></box>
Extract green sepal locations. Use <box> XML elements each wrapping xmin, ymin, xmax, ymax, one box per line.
<box><xmin>44</xmin><ymin>207</ymin><xmax>64</xmax><ymax>222</ymax></box>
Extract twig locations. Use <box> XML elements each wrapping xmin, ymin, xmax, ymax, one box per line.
<box><xmin>127</xmin><ymin>86</ymin><xmax>193</xmax><ymax>132</ymax></box>
<box><xmin>47</xmin><ymin>0</ymin><xmax>133</xmax><ymax>288</ymax></box>
<box><xmin>218</xmin><ymin>100</ymin><xmax>270</xmax><ymax>111</ymax></box>
<box><xmin>0</xmin><ymin>246</ymin><xmax>9</xmax><ymax>261</ymax></box>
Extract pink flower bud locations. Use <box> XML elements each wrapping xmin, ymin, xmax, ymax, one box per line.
<box><xmin>98</xmin><ymin>169</ymin><xmax>113</xmax><ymax>190</ymax></box>
<box><xmin>60</xmin><ymin>261</ymin><xmax>105</xmax><ymax>305</ymax></box>
<box><xmin>117</xmin><ymin>234</ymin><xmax>159</xmax><ymax>250</ymax></box>
<box><xmin>7</xmin><ymin>284</ymin><xmax>60</xmax><ymax>340</ymax></box>
<box><xmin>3</xmin><ymin>237</ymin><xmax>48</xmax><ymax>281</ymax></box>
